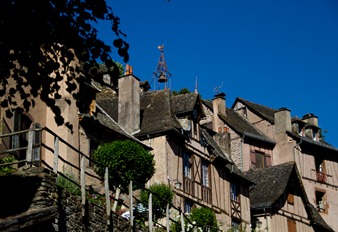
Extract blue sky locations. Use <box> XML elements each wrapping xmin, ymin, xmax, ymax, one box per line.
<box><xmin>97</xmin><ymin>0</ymin><xmax>338</xmax><ymax>147</ymax></box>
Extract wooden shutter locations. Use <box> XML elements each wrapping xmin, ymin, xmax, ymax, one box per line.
<box><xmin>287</xmin><ymin>193</ymin><xmax>294</xmax><ymax>205</ymax></box>
<box><xmin>287</xmin><ymin>218</ymin><xmax>296</xmax><ymax>232</ymax></box>
<box><xmin>250</xmin><ymin>152</ymin><xmax>256</xmax><ymax>167</ymax></box>
<box><xmin>265</xmin><ymin>154</ymin><xmax>272</xmax><ymax>167</ymax></box>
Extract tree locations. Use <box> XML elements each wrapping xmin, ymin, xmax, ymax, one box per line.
<box><xmin>189</xmin><ymin>207</ymin><xmax>218</xmax><ymax>232</ymax></box>
<box><xmin>172</xmin><ymin>88</ymin><xmax>191</xmax><ymax>96</ymax></box>
<box><xmin>93</xmin><ymin>140</ymin><xmax>155</xmax><ymax>193</ymax></box>
<box><xmin>139</xmin><ymin>183</ymin><xmax>173</xmax><ymax>220</ymax></box>
<box><xmin>0</xmin><ymin>0</ymin><xmax>128</xmax><ymax>127</ymax></box>
<box><xmin>171</xmin><ymin>207</ymin><xmax>218</xmax><ymax>232</ymax></box>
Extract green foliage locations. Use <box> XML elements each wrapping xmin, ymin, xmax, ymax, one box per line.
<box><xmin>0</xmin><ymin>0</ymin><xmax>128</xmax><ymax>126</ymax></box>
<box><xmin>93</xmin><ymin>140</ymin><xmax>155</xmax><ymax>193</ymax></box>
<box><xmin>227</xmin><ymin>224</ymin><xmax>247</xmax><ymax>232</ymax></box>
<box><xmin>140</xmin><ymin>183</ymin><xmax>173</xmax><ymax>219</ymax></box>
<box><xmin>172</xmin><ymin>88</ymin><xmax>191</xmax><ymax>96</ymax></box>
<box><xmin>56</xmin><ymin>173</ymin><xmax>81</xmax><ymax>196</ymax></box>
<box><xmin>0</xmin><ymin>155</ymin><xmax>16</xmax><ymax>175</ymax></box>
<box><xmin>190</xmin><ymin>207</ymin><xmax>218</xmax><ymax>232</ymax></box>
<box><xmin>170</xmin><ymin>207</ymin><xmax>218</xmax><ymax>232</ymax></box>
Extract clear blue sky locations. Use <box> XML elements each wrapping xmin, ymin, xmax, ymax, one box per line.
<box><xmin>97</xmin><ymin>0</ymin><xmax>338</xmax><ymax>147</ymax></box>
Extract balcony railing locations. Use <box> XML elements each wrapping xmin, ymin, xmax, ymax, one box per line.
<box><xmin>202</xmin><ymin>185</ymin><xmax>212</xmax><ymax>204</ymax></box>
<box><xmin>183</xmin><ymin>176</ymin><xmax>194</xmax><ymax>196</ymax></box>
<box><xmin>231</xmin><ymin>199</ymin><xmax>241</xmax><ymax>219</ymax></box>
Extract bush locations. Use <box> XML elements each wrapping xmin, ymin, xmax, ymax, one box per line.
<box><xmin>190</xmin><ymin>207</ymin><xmax>218</xmax><ymax>232</ymax></box>
<box><xmin>140</xmin><ymin>183</ymin><xmax>173</xmax><ymax>219</ymax></box>
<box><xmin>171</xmin><ymin>207</ymin><xmax>218</xmax><ymax>232</ymax></box>
<box><xmin>0</xmin><ymin>155</ymin><xmax>16</xmax><ymax>175</ymax></box>
<box><xmin>56</xmin><ymin>173</ymin><xmax>81</xmax><ymax>196</ymax></box>
<box><xmin>93</xmin><ymin>140</ymin><xmax>155</xmax><ymax>193</ymax></box>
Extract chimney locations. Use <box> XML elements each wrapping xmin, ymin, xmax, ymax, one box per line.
<box><xmin>118</xmin><ymin>73</ymin><xmax>140</xmax><ymax>134</ymax></box>
<box><xmin>274</xmin><ymin>107</ymin><xmax>291</xmax><ymax>134</ymax></box>
<box><xmin>212</xmin><ymin>92</ymin><xmax>226</xmax><ymax>132</ymax></box>
<box><xmin>302</xmin><ymin>113</ymin><xmax>318</xmax><ymax>127</ymax></box>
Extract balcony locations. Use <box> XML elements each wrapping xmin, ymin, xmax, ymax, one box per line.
<box><xmin>202</xmin><ymin>186</ymin><xmax>212</xmax><ymax>204</ymax></box>
<box><xmin>231</xmin><ymin>199</ymin><xmax>241</xmax><ymax>219</ymax></box>
<box><xmin>183</xmin><ymin>177</ymin><xmax>194</xmax><ymax>195</ymax></box>
<box><xmin>316</xmin><ymin>171</ymin><xmax>327</xmax><ymax>183</ymax></box>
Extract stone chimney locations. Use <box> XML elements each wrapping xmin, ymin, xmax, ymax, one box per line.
<box><xmin>212</xmin><ymin>92</ymin><xmax>226</xmax><ymax>132</ymax></box>
<box><xmin>302</xmin><ymin>113</ymin><xmax>318</xmax><ymax>127</ymax></box>
<box><xmin>274</xmin><ymin>107</ymin><xmax>291</xmax><ymax>134</ymax></box>
<box><xmin>118</xmin><ymin>73</ymin><xmax>140</xmax><ymax>134</ymax></box>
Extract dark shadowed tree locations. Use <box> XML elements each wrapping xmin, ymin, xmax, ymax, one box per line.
<box><xmin>0</xmin><ymin>0</ymin><xmax>128</xmax><ymax>127</ymax></box>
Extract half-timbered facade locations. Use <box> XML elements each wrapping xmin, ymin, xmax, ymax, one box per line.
<box><xmin>97</xmin><ymin>74</ymin><xmax>253</xmax><ymax>231</ymax></box>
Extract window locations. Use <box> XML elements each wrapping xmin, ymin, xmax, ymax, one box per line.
<box><xmin>201</xmin><ymin>160</ymin><xmax>211</xmax><ymax>203</ymax></box>
<box><xmin>230</xmin><ymin>182</ymin><xmax>239</xmax><ymax>202</ymax></box>
<box><xmin>251</xmin><ymin>151</ymin><xmax>271</xmax><ymax>169</ymax></box>
<box><xmin>201</xmin><ymin>160</ymin><xmax>209</xmax><ymax>187</ymax></box>
<box><xmin>315</xmin><ymin>190</ymin><xmax>327</xmax><ymax>212</ymax></box>
<box><xmin>183</xmin><ymin>152</ymin><xmax>191</xmax><ymax>178</ymax></box>
<box><xmin>184</xmin><ymin>199</ymin><xmax>193</xmax><ymax>214</ymax></box>
<box><xmin>315</xmin><ymin>157</ymin><xmax>326</xmax><ymax>182</ymax></box>
<box><xmin>287</xmin><ymin>218</ymin><xmax>296</xmax><ymax>232</ymax></box>
<box><xmin>231</xmin><ymin>218</ymin><xmax>241</xmax><ymax>232</ymax></box>
<box><xmin>183</xmin><ymin>152</ymin><xmax>194</xmax><ymax>195</ymax></box>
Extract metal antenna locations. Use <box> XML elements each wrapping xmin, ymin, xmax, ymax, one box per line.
<box><xmin>213</xmin><ymin>82</ymin><xmax>224</xmax><ymax>95</ymax></box>
<box><xmin>153</xmin><ymin>45</ymin><xmax>172</xmax><ymax>90</ymax></box>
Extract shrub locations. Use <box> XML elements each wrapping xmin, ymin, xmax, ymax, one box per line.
<box><xmin>56</xmin><ymin>173</ymin><xmax>81</xmax><ymax>196</ymax></box>
<box><xmin>190</xmin><ymin>207</ymin><xmax>218</xmax><ymax>231</ymax></box>
<box><xmin>93</xmin><ymin>140</ymin><xmax>155</xmax><ymax>193</ymax></box>
<box><xmin>140</xmin><ymin>183</ymin><xmax>173</xmax><ymax>219</ymax></box>
<box><xmin>0</xmin><ymin>155</ymin><xmax>16</xmax><ymax>175</ymax></box>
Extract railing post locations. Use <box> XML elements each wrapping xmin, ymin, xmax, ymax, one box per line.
<box><xmin>104</xmin><ymin>167</ymin><xmax>111</xmax><ymax>225</ymax></box>
<box><xmin>149</xmin><ymin>192</ymin><xmax>153</xmax><ymax>232</ymax></box>
<box><xmin>166</xmin><ymin>203</ymin><xmax>170</xmax><ymax>232</ymax></box>
<box><xmin>53</xmin><ymin>137</ymin><xmax>59</xmax><ymax>173</ymax></box>
<box><xmin>129</xmin><ymin>181</ymin><xmax>133</xmax><ymax>231</ymax></box>
<box><xmin>80</xmin><ymin>155</ymin><xmax>86</xmax><ymax>217</ymax></box>
<box><xmin>26</xmin><ymin>130</ymin><xmax>34</xmax><ymax>164</ymax></box>
<box><xmin>180</xmin><ymin>211</ymin><xmax>185</xmax><ymax>232</ymax></box>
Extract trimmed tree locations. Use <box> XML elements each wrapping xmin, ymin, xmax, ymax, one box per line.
<box><xmin>93</xmin><ymin>140</ymin><xmax>155</xmax><ymax>193</ymax></box>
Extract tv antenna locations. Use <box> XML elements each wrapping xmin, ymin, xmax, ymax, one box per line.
<box><xmin>213</xmin><ymin>82</ymin><xmax>224</xmax><ymax>95</ymax></box>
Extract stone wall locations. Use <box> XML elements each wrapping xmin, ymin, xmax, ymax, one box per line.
<box><xmin>0</xmin><ymin>166</ymin><xmax>144</xmax><ymax>232</ymax></box>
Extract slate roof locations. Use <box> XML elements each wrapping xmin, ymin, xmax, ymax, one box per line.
<box><xmin>245</xmin><ymin>162</ymin><xmax>295</xmax><ymax>208</ymax></box>
<box><xmin>137</xmin><ymin>90</ymin><xmax>182</xmax><ymax>137</ymax></box>
<box><xmin>233</xmin><ymin>98</ymin><xmax>277</xmax><ymax>124</ymax></box>
<box><xmin>245</xmin><ymin>162</ymin><xmax>334</xmax><ymax>232</ymax></box>
<box><xmin>202</xmin><ymin>100</ymin><xmax>275</xmax><ymax>145</ymax></box>
<box><xmin>286</xmin><ymin>131</ymin><xmax>338</xmax><ymax>153</ymax></box>
<box><xmin>200</xmin><ymin>127</ymin><xmax>231</xmax><ymax>163</ymax></box>
<box><xmin>220</xmin><ymin>109</ymin><xmax>275</xmax><ymax>145</ymax></box>
<box><xmin>97</xmin><ymin>90</ymin><xmax>203</xmax><ymax>138</ymax></box>
<box><xmin>80</xmin><ymin>104</ymin><xmax>150</xmax><ymax>149</ymax></box>
<box><xmin>171</xmin><ymin>92</ymin><xmax>199</xmax><ymax>115</ymax></box>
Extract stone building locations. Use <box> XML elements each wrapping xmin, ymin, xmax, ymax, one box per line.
<box><xmin>202</xmin><ymin>94</ymin><xmax>337</xmax><ymax>231</ymax></box>
<box><xmin>97</xmin><ymin>74</ymin><xmax>253</xmax><ymax>231</ymax></box>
